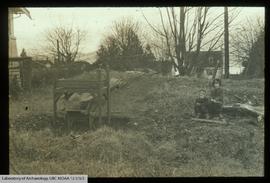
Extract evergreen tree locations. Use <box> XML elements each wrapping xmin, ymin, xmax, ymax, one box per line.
<box><xmin>96</xmin><ymin>18</ymin><xmax>156</xmax><ymax>71</ymax></box>
<box><xmin>242</xmin><ymin>30</ymin><xmax>264</xmax><ymax>78</ymax></box>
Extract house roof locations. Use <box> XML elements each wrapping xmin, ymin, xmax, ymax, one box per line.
<box><xmin>10</xmin><ymin>8</ymin><xmax>32</xmax><ymax>19</ymax></box>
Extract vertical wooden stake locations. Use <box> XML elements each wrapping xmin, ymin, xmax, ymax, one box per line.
<box><xmin>106</xmin><ymin>64</ymin><xmax>111</xmax><ymax>124</ymax></box>
<box><xmin>98</xmin><ymin>65</ymin><xmax>102</xmax><ymax>124</ymax></box>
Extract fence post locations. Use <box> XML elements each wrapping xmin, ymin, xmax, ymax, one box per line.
<box><xmin>106</xmin><ymin>64</ymin><xmax>111</xmax><ymax>124</ymax></box>
<box><xmin>98</xmin><ymin>65</ymin><xmax>102</xmax><ymax>124</ymax></box>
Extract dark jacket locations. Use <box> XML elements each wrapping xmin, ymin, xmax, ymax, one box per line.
<box><xmin>194</xmin><ymin>97</ymin><xmax>209</xmax><ymax>116</ymax></box>
<box><xmin>210</xmin><ymin>87</ymin><xmax>223</xmax><ymax>104</ymax></box>
<box><xmin>195</xmin><ymin>97</ymin><xmax>209</xmax><ymax>106</ymax></box>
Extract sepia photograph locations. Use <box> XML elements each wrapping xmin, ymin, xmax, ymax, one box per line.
<box><xmin>8</xmin><ymin>7</ymin><xmax>265</xmax><ymax>177</ymax></box>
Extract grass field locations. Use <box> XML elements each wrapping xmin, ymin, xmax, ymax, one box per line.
<box><xmin>9</xmin><ymin>71</ymin><xmax>264</xmax><ymax>177</ymax></box>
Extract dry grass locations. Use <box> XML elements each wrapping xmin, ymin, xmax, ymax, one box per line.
<box><xmin>9</xmin><ymin>86</ymin><xmax>53</xmax><ymax>119</ymax></box>
<box><xmin>9</xmin><ymin>72</ymin><xmax>264</xmax><ymax>177</ymax></box>
<box><xmin>10</xmin><ymin>126</ymin><xmax>171</xmax><ymax>176</ymax></box>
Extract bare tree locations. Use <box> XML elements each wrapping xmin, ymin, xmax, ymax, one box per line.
<box><xmin>142</xmin><ymin>7</ymin><xmax>241</xmax><ymax>76</ymax></box>
<box><xmin>230</xmin><ymin>16</ymin><xmax>264</xmax><ymax>67</ymax></box>
<box><xmin>111</xmin><ymin>17</ymin><xmax>141</xmax><ymax>53</ymax></box>
<box><xmin>45</xmin><ymin>25</ymin><xmax>86</xmax><ymax>64</ymax></box>
<box><xmin>145</xmin><ymin>31</ymin><xmax>170</xmax><ymax>61</ymax></box>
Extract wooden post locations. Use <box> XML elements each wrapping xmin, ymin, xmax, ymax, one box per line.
<box><xmin>224</xmin><ymin>7</ymin><xmax>229</xmax><ymax>79</ymax></box>
<box><xmin>191</xmin><ymin>118</ymin><xmax>227</xmax><ymax>125</ymax></box>
<box><xmin>97</xmin><ymin>65</ymin><xmax>102</xmax><ymax>124</ymax></box>
<box><xmin>106</xmin><ymin>65</ymin><xmax>111</xmax><ymax>124</ymax></box>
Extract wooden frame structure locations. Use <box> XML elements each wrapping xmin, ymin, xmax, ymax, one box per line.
<box><xmin>52</xmin><ymin>65</ymin><xmax>111</xmax><ymax>128</ymax></box>
<box><xmin>9</xmin><ymin>57</ymin><xmax>32</xmax><ymax>91</ymax></box>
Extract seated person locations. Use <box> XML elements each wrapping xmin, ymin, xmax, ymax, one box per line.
<box><xmin>208</xmin><ymin>79</ymin><xmax>224</xmax><ymax>119</ymax></box>
<box><xmin>194</xmin><ymin>89</ymin><xmax>209</xmax><ymax>119</ymax></box>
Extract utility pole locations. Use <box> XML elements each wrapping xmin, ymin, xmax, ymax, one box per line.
<box><xmin>224</xmin><ymin>7</ymin><xmax>229</xmax><ymax>79</ymax></box>
<box><xmin>179</xmin><ymin>7</ymin><xmax>186</xmax><ymax>75</ymax></box>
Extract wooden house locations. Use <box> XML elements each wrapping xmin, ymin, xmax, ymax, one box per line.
<box><xmin>186</xmin><ymin>51</ymin><xmax>223</xmax><ymax>79</ymax></box>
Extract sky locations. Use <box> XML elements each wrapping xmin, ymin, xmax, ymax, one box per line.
<box><xmin>12</xmin><ymin>7</ymin><xmax>265</xmax><ymax>74</ymax></box>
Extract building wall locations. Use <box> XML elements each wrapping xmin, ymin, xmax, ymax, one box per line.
<box><xmin>9</xmin><ymin>60</ymin><xmax>21</xmax><ymax>86</ymax></box>
<box><xmin>8</xmin><ymin>11</ymin><xmax>18</xmax><ymax>57</ymax></box>
<box><xmin>9</xmin><ymin>57</ymin><xmax>32</xmax><ymax>90</ymax></box>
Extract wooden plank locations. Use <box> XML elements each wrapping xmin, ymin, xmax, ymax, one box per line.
<box><xmin>55</xmin><ymin>85</ymin><xmax>100</xmax><ymax>91</ymax></box>
<box><xmin>9</xmin><ymin>66</ymin><xmax>20</xmax><ymax>70</ymax></box>
<box><xmin>236</xmin><ymin>104</ymin><xmax>264</xmax><ymax>116</ymax></box>
<box><xmin>54</xmin><ymin>86</ymin><xmax>107</xmax><ymax>99</ymax></box>
<box><xmin>223</xmin><ymin>104</ymin><xmax>264</xmax><ymax>116</ymax></box>
<box><xmin>191</xmin><ymin>118</ymin><xmax>227</xmax><ymax>124</ymax></box>
<box><xmin>9</xmin><ymin>68</ymin><xmax>20</xmax><ymax>71</ymax></box>
<box><xmin>56</xmin><ymin>79</ymin><xmax>101</xmax><ymax>85</ymax></box>
<box><xmin>54</xmin><ymin>87</ymin><xmax>104</xmax><ymax>94</ymax></box>
<box><xmin>9</xmin><ymin>75</ymin><xmax>21</xmax><ymax>80</ymax></box>
<box><xmin>56</xmin><ymin>79</ymin><xmax>106</xmax><ymax>88</ymax></box>
<box><xmin>9</xmin><ymin>72</ymin><xmax>20</xmax><ymax>76</ymax></box>
<box><xmin>9</xmin><ymin>61</ymin><xmax>20</xmax><ymax>68</ymax></box>
<box><xmin>9</xmin><ymin>74</ymin><xmax>20</xmax><ymax>78</ymax></box>
<box><xmin>8</xmin><ymin>67</ymin><xmax>20</xmax><ymax>71</ymax></box>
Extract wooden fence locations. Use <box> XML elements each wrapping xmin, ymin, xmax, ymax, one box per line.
<box><xmin>9</xmin><ymin>57</ymin><xmax>32</xmax><ymax>90</ymax></box>
<box><xmin>53</xmin><ymin>65</ymin><xmax>111</xmax><ymax>128</ymax></box>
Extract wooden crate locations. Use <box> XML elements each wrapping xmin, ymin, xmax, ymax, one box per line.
<box><xmin>53</xmin><ymin>65</ymin><xmax>111</xmax><ymax>130</ymax></box>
